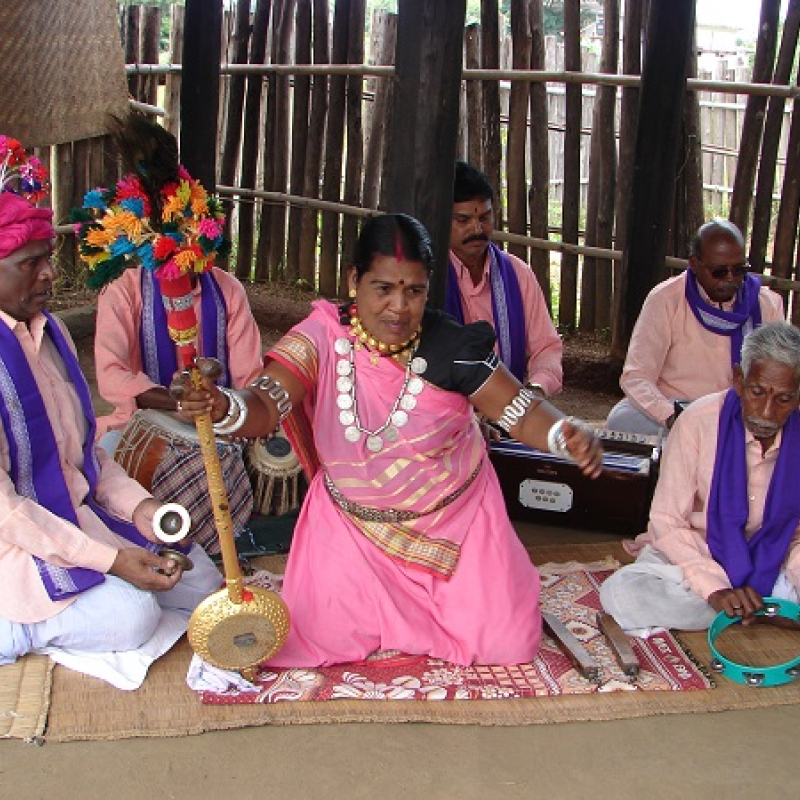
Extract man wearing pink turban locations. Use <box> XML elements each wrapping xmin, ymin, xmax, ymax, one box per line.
<box><xmin>0</xmin><ymin>191</ymin><xmax>55</xmax><ymax>260</ymax></box>
<box><xmin>0</xmin><ymin>166</ymin><xmax>219</xmax><ymax>689</ymax></box>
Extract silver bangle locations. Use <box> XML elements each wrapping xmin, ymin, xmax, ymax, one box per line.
<box><xmin>493</xmin><ymin>386</ymin><xmax>538</xmax><ymax>433</ymax></box>
<box><xmin>547</xmin><ymin>416</ymin><xmax>591</xmax><ymax>461</ymax></box>
<box><xmin>248</xmin><ymin>375</ymin><xmax>293</xmax><ymax>423</ymax></box>
<box><xmin>212</xmin><ymin>386</ymin><xmax>239</xmax><ymax>427</ymax></box>
<box><xmin>213</xmin><ymin>387</ymin><xmax>249</xmax><ymax>435</ymax></box>
<box><xmin>547</xmin><ymin>419</ymin><xmax>571</xmax><ymax>459</ymax></box>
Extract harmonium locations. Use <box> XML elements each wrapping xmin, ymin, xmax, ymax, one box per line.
<box><xmin>488</xmin><ymin>429</ymin><xmax>662</xmax><ymax>535</ymax></box>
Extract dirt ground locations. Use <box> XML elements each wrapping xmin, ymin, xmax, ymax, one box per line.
<box><xmin>51</xmin><ymin>280</ymin><xmax>621</xmax><ymax>425</ymax></box>
<box><xmin>11</xmin><ymin>284</ymin><xmax>800</xmax><ymax>800</ymax></box>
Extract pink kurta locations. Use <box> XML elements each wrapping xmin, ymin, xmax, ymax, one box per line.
<box><xmin>620</xmin><ymin>272</ymin><xmax>784</xmax><ymax>425</ymax></box>
<box><xmin>94</xmin><ymin>265</ymin><xmax>263</xmax><ymax>436</ymax></box>
<box><xmin>630</xmin><ymin>391</ymin><xmax>800</xmax><ymax>601</ymax></box>
<box><xmin>266</xmin><ymin>301</ymin><xmax>541</xmax><ymax>667</ymax></box>
<box><xmin>449</xmin><ymin>249</ymin><xmax>563</xmax><ymax>396</ymax></box>
<box><xmin>0</xmin><ymin>311</ymin><xmax>151</xmax><ymax>623</ymax></box>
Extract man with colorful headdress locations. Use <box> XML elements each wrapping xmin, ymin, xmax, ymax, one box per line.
<box><xmin>601</xmin><ymin>321</ymin><xmax>800</xmax><ymax>633</ymax></box>
<box><xmin>606</xmin><ymin>219</ymin><xmax>784</xmax><ymax>436</ymax></box>
<box><xmin>75</xmin><ymin>114</ymin><xmax>268</xmax><ymax>557</ymax></box>
<box><xmin>86</xmin><ymin>115</ymin><xmax>263</xmax><ymax>446</ymax></box>
<box><xmin>0</xmin><ymin>136</ymin><xmax>220</xmax><ymax>688</ymax></box>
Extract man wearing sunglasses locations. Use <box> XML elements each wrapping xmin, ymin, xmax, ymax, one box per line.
<box><xmin>606</xmin><ymin>219</ymin><xmax>784</xmax><ymax>436</ymax></box>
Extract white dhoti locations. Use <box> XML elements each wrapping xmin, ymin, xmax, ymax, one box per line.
<box><xmin>0</xmin><ymin>545</ymin><xmax>221</xmax><ymax>689</ymax></box>
<box><xmin>600</xmin><ymin>545</ymin><xmax>800</xmax><ymax>635</ymax></box>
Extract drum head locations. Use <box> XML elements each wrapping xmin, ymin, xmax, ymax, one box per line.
<box><xmin>188</xmin><ymin>587</ymin><xmax>290</xmax><ymax>671</ymax></box>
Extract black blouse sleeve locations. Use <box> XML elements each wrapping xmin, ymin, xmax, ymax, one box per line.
<box><xmin>414</xmin><ymin>309</ymin><xmax>500</xmax><ymax>396</ymax></box>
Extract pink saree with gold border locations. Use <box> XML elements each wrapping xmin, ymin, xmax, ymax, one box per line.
<box><xmin>266</xmin><ymin>301</ymin><xmax>541</xmax><ymax>667</ymax></box>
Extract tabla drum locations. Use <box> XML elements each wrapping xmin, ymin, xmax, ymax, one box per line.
<box><xmin>245</xmin><ymin>426</ymin><xmax>305</xmax><ymax>518</ymax></box>
<box><xmin>114</xmin><ymin>409</ymin><xmax>254</xmax><ymax>555</ymax></box>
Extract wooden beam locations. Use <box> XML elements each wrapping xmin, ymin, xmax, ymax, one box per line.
<box><xmin>385</xmin><ymin>0</ymin><xmax>466</xmax><ymax>309</ymax></box>
<box><xmin>620</xmin><ymin>1</ymin><xmax>695</xmax><ymax>346</ymax></box>
<box><xmin>180</xmin><ymin>0</ymin><xmax>223</xmax><ymax>192</ymax></box>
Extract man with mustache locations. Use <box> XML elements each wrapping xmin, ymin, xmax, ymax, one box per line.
<box><xmin>0</xmin><ymin>141</ymin><xmax>220</xmax><ymax>688</ymax></box>
<box><xmin>600</xmin><ymin>321</ymin><xmax>800</xmax><ymax>632</ymax></box>
<box><xmin>607</xmin><ymin>218</ymin><xmax>783</xmax><ymax>435</ymax></box>
<box><xmin>446</xmin><ymin>161</ymin><xmax>562</xmax><ymax>398</ymax></box>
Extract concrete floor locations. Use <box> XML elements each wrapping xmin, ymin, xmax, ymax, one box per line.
<box><xmin>3</xmin><ymin>522</ymin><xmax>800</xmax><ymax>799</ymax></box>
<box><xmin>4</xmin><ymin>333</ymin><xmax>797</xmax><ymax>798</ymax></box>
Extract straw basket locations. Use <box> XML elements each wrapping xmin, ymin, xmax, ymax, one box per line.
<box><xmin>0</xmin><ymin>1</ymin><xmax>128</xmax><ymax>147</ymax></box>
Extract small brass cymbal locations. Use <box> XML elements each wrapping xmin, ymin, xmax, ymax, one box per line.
<box><xmin>158</xmin><ymin>548</ymin><xmax>194</xmax><ymax>573</ymax></box>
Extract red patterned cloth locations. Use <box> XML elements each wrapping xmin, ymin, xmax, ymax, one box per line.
<box><xmin>191</xmin><ymin>562</ymin><xmax>712</xmax><ymax>704</ymax></box>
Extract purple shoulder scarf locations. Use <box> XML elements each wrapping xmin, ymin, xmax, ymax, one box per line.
<box><xmin>706</xmin><ymin>389</ymin><xmax>800</xmax><ymax>596</ymax></box>
<box><xmin>446</xmin><ymin>242</ymin><xmax>527</xmax><ymax>381</ymax></box>
<box><xmin>140</xmin><ymin>269</ymin><xmax>231</xmax><ymax>387</ymax></box>
<box><xmin>684</xmin><ymin>271</ymin><xmax>762</xmax><ymax>368</ymax></box>
<box><xmin>0</xmin><ymin>313</ymin><xmax>158</xmax><ymax>601</ymax></box>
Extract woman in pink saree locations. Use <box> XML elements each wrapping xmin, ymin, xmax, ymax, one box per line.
<box><xmin>174</xmin><ymin>214</ymin><xmax>602</xmax><ymax>667</ymax></box>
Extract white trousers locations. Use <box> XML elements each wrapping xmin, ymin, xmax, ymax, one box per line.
<box><xmin>606</xmin><ymin>397</ymin><xmax>668</xmax><ymax>437</ymax></box>
<box><xmin>0</xmin><ymin>544</ymin><xmax>220</xmax><ymax>666</ymax></box>
<box><xmin>599</xmin><ymin>545</ymin><xmax>800</xmax><ymax>633</ymax></box>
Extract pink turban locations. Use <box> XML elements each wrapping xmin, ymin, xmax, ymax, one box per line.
<box><xmin>0</xmin><ymin>192</ymin><xmax>55</xmax><ymax>260</ymax></box>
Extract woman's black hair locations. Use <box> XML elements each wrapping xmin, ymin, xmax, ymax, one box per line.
<box><xmin>351</xmin><ymin>213</ymin><xmax>434</xmax><ymax>280</ymax></box>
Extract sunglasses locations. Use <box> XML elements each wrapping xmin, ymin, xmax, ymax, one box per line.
<box><xmin>700</xmin><ymin>261</ymin><xmax>750</xmax><ymax>279</ymax></box>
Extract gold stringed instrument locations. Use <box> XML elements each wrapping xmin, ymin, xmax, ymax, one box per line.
<box><xmin>186</xmin><ymin>365</ymin><xmax>290</xmax><ymax>679</ymax></box>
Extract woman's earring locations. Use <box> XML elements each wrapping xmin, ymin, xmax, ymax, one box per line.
<box><xmin>349</xmin><ymin>288</ymin><xmax>356</xmax><ymax>299</ymax></box>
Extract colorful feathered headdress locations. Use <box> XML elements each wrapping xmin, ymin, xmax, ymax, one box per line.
<box><xmin>71</xmin><ymin>113</ymin><xmax>230</xmax><ymax>290</ymax></box>
<box><xmin>0</xmin><ymin>135</ymin><xmax>49</xmax><ymax>202</ymax></box>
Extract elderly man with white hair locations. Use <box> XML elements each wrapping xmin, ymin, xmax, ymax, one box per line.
<box><xmin>601</xmin><ymin>321</ymin><xmax>800</xmax><ymax>632</ymax></box>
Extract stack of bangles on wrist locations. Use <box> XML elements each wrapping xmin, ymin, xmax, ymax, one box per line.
<box><xmin>212</xmin><ymin>387</ymin><xmax>249</xmax><ymax>435</ymax></box>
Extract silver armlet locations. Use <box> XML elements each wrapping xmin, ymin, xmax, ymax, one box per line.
<box><xmin>248</xmin><ymin>375</ymin><xmax>293</xmax><ymax>423</ymax></box>
<box><xmin>213</xmin><ymin>387</ymin><xmax>248</xmax><ymax>435</ymax></box>
<box><xmin>493</xmin><ymin>387</ymin><xmax>539</xmax><ymax>433</ymax></box>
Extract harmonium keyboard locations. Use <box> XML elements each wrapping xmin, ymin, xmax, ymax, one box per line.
<box><xmin>489</xmin><ymin>429</ymin><xmax>662</xmax><ymax>535</ymax></box>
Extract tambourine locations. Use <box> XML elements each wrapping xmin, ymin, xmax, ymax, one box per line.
<box><xmin>708</xmin><ymin>597</ymin><xmax>800</xmax><ymax>687</ymax></box>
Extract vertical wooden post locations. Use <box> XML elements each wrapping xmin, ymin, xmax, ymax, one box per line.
<box><xmin>559</xmin><ymin>1</ymin><xmax>582</xmax><ymax>331</ymax></box>
<box><xmin>298</xmin><ymin>0</ymin><xmax>329</xmax><ymax>288</ymax></box>
<box><xmin>164</xmin><ymin>4</ymin><xmax>185</xmax><ymax>140</ymax></box>
<box><xmin>481</xmin><ymin>0</ymin><xmax>502</xmax><ymax>218</ymax></box>
<box><xmin>180</xmin><ymin>0</ymin><xmax>223</xmax><ymax>194</ymax></box>
<box><xmin>124</xmin><ymin>5</ymin><xmax>141</xmax><ymax>101</ymax></box>
<box><xmin>286</xmin><ymin>0</ymin><xmax>312</xmax><ymax>283</ymax></box>
<box><xmin>318</xmin><ymin>0</ymin><xmax>351</xmax><ymax>297</ymax></box>
<box><xmin>506</xmin><ymin>0</ymin><xmax>531</xmax><ymax>265</ymax></box>
<box><xmin>582</xmin><ymin>0</ymin><xmax>619</xmax><ymax>332</ymax></box>
<box><xmin>362</xmin><ymin>10</ymin><xmax>397</xmax><ymax>212</ymax></box>
<box><xmin>339</xmin><ymin>0</ymin><xmax>367</xmax><ymax>291</ymax></box>
<box><xmin>235</xmin><ymin>0</ymin><xmax>272</xmax><ymax>280</ymax></box>
<box><xmin>610</xmin><ymin>0</ymin><xmax>644</xmax><ymax>363</ymax></box>
<box><xmin>219</xmin><ymin>0</ymin><xmax>253</xmax><ymax>245</ymax></box>
<box><xmin>728</xmin><ymin>0</ymin><xmax>781</xmax><ymax>237</ymax></box>
<box><xmin>385</xmin><ymin>0</ymin><xmax>466</xmax><ymax>310</ymax></box>
<box><xmin>528</xmin><ymin>1</ymin><xmax>551</xmax><ymax>308</ymax></box>
<box><xmin>257</xmin><ymin>1</ymin><xmax>294</xmax><ymax>281</ymax></box>
<box><xmin>141</xmin><ymin>6</ymin><xmax>162</xmax><ymax>109</ymax></box>
<box><xmin>464</xmin><ymin>24</ymin><xmax>483</xmax><ymax>171</ymax></box>
<box><xmin>620</xmin><ymin>1</ymin><xmax>694</xmax><ymax>346</ymax></box>
<box><xmin>750</xmin><ymin>0</ymin><xmax>800</xmax><ymax>275</ymax></box>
